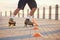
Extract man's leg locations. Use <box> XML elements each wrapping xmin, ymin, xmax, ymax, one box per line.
<box><xmin>24</xmin><ymin>0</ymin><xmax>37</xmax><ymax>26</ymax></box>
<box><xmin>29</xmin><ymin>8</ymin><xmax>36</xmax><ymax>16</ymax></box>
<box><xmin>26</xmin><ymin>8</ymin><xmax>36</xmax><ymax>20</ymax></box>
<box><xmin>13</xmin><ymin>8</ymin><xmax>20</xmax><ymax>17</ymax></box>
<box><xmin>9</xmin><ymin>8</ymin><xmax>20</xmax><ymax>27</ymax></box>
<box><xmin>10</xmin><ymin>0</ymin><xmax>26</xmax><ymax>19</ymax></box>
<box><xmin>26</xmin><ymin>0</ymin><xmax>37</xmax><ymax>20</ymax></box>
<box><xmin>10</xmin><ymin>8</ymin><xmax>20</xmax><ymax>20</ymax></box>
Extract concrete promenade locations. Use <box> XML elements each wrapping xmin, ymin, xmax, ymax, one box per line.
<box><xmin>0</xmin><ymin>17</ymin><xmax>60</xmax><ymax>40</ymax></box>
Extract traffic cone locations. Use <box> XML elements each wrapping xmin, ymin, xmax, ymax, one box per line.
<box><xmin>33</xmin><ymin>32</ymin><xmax>41</xmax><ymax>37</ymax></box>
<box><xmin>32</xmin><ymin>26</ymin><xmax>41</xmax><ymax>37</ymax></box>
<box><xmin>32</xmin><ymin>18</ymin><xmax>38</xmax><ymax>26</ymax></box>
<box><xmin>33</xmin><ymin>26</ymin><xmax>39</xmax><ymax>30</ymax></box>
<box><xmin>32</xmin><ymin>18</ymin><xmax>39</xmax><ymax>30</ymax></box>
<box><xmin>32</xmin><ymin>18</ymin><xmax>41</xmax><ymax>37</ymax></box>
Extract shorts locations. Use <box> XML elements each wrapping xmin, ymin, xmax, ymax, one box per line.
<box><xmin>18</xmin><ymin>0</ymin><xmax>37</xmax><ymax>10</ymax></box>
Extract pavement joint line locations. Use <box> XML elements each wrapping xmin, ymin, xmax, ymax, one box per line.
<box><xmin>0</xmin><ymin>29</ymin><xmax>60</xmax><ymax>40</ymax></box>
<box><xmin>0</xmin><ymin>25</ymin><xmax>60</xmax><ymax>30</ymax></box>
<box><xmin>0</xmin><ymin>27</ymin><xmax>60</xmax><ymax>36</ymax></box>
<box><xmin>0</xmin><ymin>27</ymin><xmax>32</xmax><ymax>31</ymax></box>
<box><xmin>40</xmin><ymin>30</ymin><xmax>60</xmax><ymax>35</ymax></box>
<box><xmin>0</xmin><ymin>34</ymin><xmax>32</xmax><ymax>40</ymax></box>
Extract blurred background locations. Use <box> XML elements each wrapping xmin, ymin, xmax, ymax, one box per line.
<box><xmin>0</xmin><ymin>0</ymin><xmax>60</xmax><ymax>19</ymax></box>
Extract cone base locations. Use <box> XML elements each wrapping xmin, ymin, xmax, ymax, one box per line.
<box><xmin>33</xmin><ymin>33</ymin><xmax>41</xmax><ymax>37</ymax></box>
<box><xmin>33</xmin><ymin>27</ymin><xmax>39</xmax><ymax>30</ymax></box>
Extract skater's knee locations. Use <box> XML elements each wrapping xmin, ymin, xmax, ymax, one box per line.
<box><xmin>31</xmin><ymin>8</ymin><xmax>37</xmax><ymax>10</ymax></box>
<box><xmin>15</xmin><ymin>8</ymin><xmax>20</xmax><ymax>11</ymax></box>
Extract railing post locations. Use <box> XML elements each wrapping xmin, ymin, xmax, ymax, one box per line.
<box><xmin>5</xmin><ymin>11</ymin><xmax>7</xmax><ymax>17</ymax></box>
<box><xmin>0</xmin><ymin>11</ymin><xmax>2</xmax><ymax>16</ymax></box>
<box><xmin>55</xmin><ymin>4</ymin><xmax>58</xmax><ymax>20</ymax></box>
<box><xmin>43</xmin><ymin>7</ymin><xmax>45</xmax><ymax>19</ymax></box>
<box><xmin>10</xmin><ymin>11</ymin><xmax>12</xmax><ymax>17</ymax></box>
<box><xmin>49</xmin><ymin>6</ymin><xmax>52</xmax><ymax>19</ymax></box>
<box><xmin>37</xmin><ymin>8</ymin><xmax>39</xmax><ymax>19</ymax></box>
<box><xmin>22</xmin><ymin>10</ymin><xmax>24</xmax><ymax>18</ymax></box>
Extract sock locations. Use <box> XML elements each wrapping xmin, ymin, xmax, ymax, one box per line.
<box><xmin>10</xmin><ymin>15</ymin><xmax>15</xmax><ymax>20</ymax></box>
<box><xmin>26</xmin><ymin>15</ymin><xmax>32</xmax><ymax>21</ymax></box>
<box><xmin>10</xmin><ymin>15</ymin><xmax>14</xmax><ymax>18</ymax></box>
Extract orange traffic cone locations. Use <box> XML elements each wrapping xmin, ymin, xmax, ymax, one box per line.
<box><xmin>32</xmin><ymin>18</ymin><xmax>39</xmax><ymax>30</ymax></box>
<box><xmin>32</xmin><ymin>18</ymin><xmax>41</xmax><ymax>37</ymax></box>
<box><xmin>32</xmin><ymin>26</ymin><xmax>41</xmax><ymax>37</ymax></box>
<box><xmin>32</xmin><ymin>18</ymin><xmax>38</xmax><ymax>26</ymax></box>
<box><xmin>33</xmin><ymin>26</ymin><xmax>39</xmax><ymax>30</ymax></box>
<box><xmin>33</xmin><ymin>32</ymin><xmax>41</xmax><ymax>37</ymax></box>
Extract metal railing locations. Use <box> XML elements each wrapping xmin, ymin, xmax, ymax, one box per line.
<box><xmin>0</xmin><ymin>4</ymin><xmax>60</xmax><ymax>20</ymax></box>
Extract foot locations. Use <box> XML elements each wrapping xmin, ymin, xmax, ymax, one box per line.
<box><xmin>9</xmin><ymin>18</ymin><xmax>16</xmax><ymax>26</ymax></box>
<box><xmin>24</xmin><ymin>19</ymin><xmax>33</xmax><ymax>27</ymax></box>
<box><xmin>9</xmin><ymin>18</ymin><xmax>14</xmax><ymax>21</ymax></box>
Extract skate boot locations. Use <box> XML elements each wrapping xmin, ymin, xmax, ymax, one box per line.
<box><xmin>8</xmin><ymin>18</ymin><xmax>16</xmax><ymax>27</ymax></box>
<box><xmin>24</xmin><ymin>19</ymin><xmax>33</xmax><ymax>27</ymax></box>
